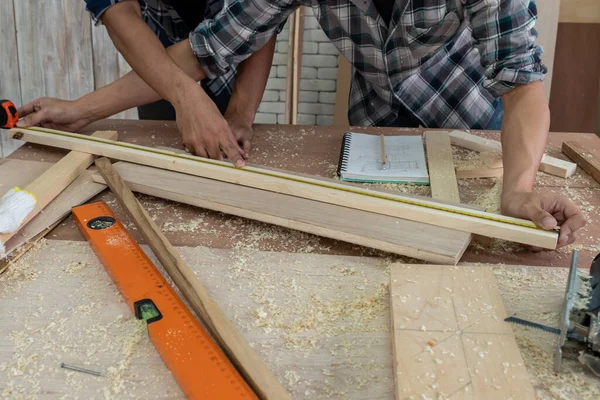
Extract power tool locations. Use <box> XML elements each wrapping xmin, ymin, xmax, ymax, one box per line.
<box><xmin>0</xmin><ymin>100</ymin><xmax>18</xmax><ymax>129</ymax></box>
<box><xmin>506</xmin><ymin>250</ymin><xmax>600</xmax><ymax>376</ymax></box>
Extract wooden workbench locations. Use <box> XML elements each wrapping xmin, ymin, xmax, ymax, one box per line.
<box><xmin>3</xmin><ymin>121</ymin><xmax>600</xmax><ymax>399</ymax></box>
<box><xmin>7</xmin><ymin>120</ymin><xmax>600</xmax><ymax>267</ymax></box>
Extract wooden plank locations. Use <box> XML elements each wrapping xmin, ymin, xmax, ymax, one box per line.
<box><xmin>425</xmin><ymin>131</ymin><xmax>460</xmax><ymax>202</ymax></box>
<box><xmin>535</xmin><ymin>0</ymin><xmax>561</xmax><ymax>97</ymax></box>
<box><xmin>559</xmin><ymin>0</ymin><xmax>600</xmax><ymax>23</ymax></box>
<box><xmin>0</xmin><ymin>131</ymin><xmax>117</xmax><ymax>248</ymax></box>
<box><xmin>0</xmin><ymin>159</ymin><xmax>107</xmax><ymax>271</ymax></box>
<box><xmin>562</xmin><ymin>141</ymin><xmax>600</xmax><ymax>183</ymax></box>
<box><xmin>333</xmin><ymin>56</ymin><xmax>351</xmax><ymax>126</ymax></box>
<box><xmin>449</xmin><ymin>130</ymin><xmax>576</xmax><ymax>178</ymax></box>
<box><xmin>390</xmin><ymin>264</ymin><xmax>536</xmax><ymax>399</ymax></box>
<box><xmin>284</xmin><ymin>8</ymin><xmax>305</xmax><ymax>125</ymax></box>
<box><xmin>94</xmin><ymin>158</ymin><xmax>291</xmax><ymax>400</ymax></box>
<box><xmin>91</xmin><ymin>25</ymin><xmax>138</xmax><ymax>119</ymax></box>
<box><xmin>448</xmin><ymin>130</ymin><xmax>502</xmax><ymax>153</ymax></box>
<box><xmin>92</xmin><ymin>162</ymin><xmax>470</xmax><ymax>264</ymax></box>
<box><xmin>549</xmin><ymin>23</ymin><xmax>600</xmax><ymax>133</ymax></box>
<box><xmin>9</xmin><ymin>127</ymin><xmax>559</xmax><ymax>249</ymax></box>
<box><xmin>456</xmin><ymin>167</ymin><xmax>504</xmax><ymax>179</ymax></box>
<box><xmin>0</xmin><ymin>0</ymin><xmax>23</xmax><ymax>156</ymax></box>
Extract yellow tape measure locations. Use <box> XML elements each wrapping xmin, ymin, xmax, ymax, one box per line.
<box><xmin>25</xmin><ymin>126</ymin><xmax>541</xmax><ymax>230</ymax></box>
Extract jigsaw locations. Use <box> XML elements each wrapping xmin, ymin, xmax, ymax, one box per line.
<box><xmin>506</xmin><ymin>250</ymin><xmax>600</xmax><ymax>376</ymax></box>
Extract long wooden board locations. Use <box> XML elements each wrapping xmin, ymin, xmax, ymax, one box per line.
<box><xmin>0</xmin><ymin>131</ymin><xmax>116</xmax><ymax>247</ymax></box>
<box><xmin>389</xmin><ymin>264</ymin><xmax>535</xmax><ymax>399</ymax></box>
<box><xmin>448</xmin><ymin>130</ymin><xmax>576</xmax><ymax>178</ymax></box>
<box><xmin>95</xmin><ymin>158</ymin><xmax>290</xmax><ymax>399</ymax></box>
<box><xmin>424</xmin><ymin>131</ymin><xmax>472</xmax><ymax>251</ymax></box>
<box><xmin>91</xmin><ymin>162</ymin><xmax>469</xmax><ymax>264</ymax></box>
<box><xmin>562</xmin><ymin>141</ymin><xmax>600</xmax><ymax>183</ymax></box>
<box><xmin>8</xmin><ymin>128</ymin><xmax>558</xmax><ymax>249</ymax></box>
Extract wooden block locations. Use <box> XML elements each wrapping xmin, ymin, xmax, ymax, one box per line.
<box><xmin>92</xmin><ymin>162</ymin><xmax>470</xmax><ymax>264</ymax></box>
<box><xmin>0</xmin><ymin>131</ymin><xmax>117</xmax><ymax>247</ymax></box>
<box><xmin>562</xmin><ymin>141</ymin><xmax>600</xmax><ymax>183</ymax></box>
<box><xmin>425</xmin><ymin>131</ymin><xmax>460</xmax><ymax>202</ymax></box>
<box><xmin>449</xmin><ymin>130</ymin><xmax>576</xmax><ymax>178</ymax></box>
<box><xmin>538</xmin><ymin>154</ymin><xmax>577</xmax><ymax>178</ymax></box>
<box><xmin>390</xmin><ymin>264</ymin><xmax>535</xmax><ymax>400</ymax></box>
<box><xmin>480</xmin><ymin>151</ymin><xmax>503</xmax><ymax>169</ymax></box>
<box><xmin>10</xmin><ymin>128</ymin><xmax>558</xmax><ymax>249</ymax></box>
<box><xmin>456</xmin><ymin>167</ymin><xmax>504</xmax><ymax>179</ymax></box>
<box><xmin>448</xmin><ymin>130</ymin><xmax>502</xmax><ymax>153</ymax></box>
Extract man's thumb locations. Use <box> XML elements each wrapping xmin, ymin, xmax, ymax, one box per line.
<box><xmin>531</xmin><ymin>207</ymin><xmax>557</xmax><ymax>230</ymax></box>
<box><xmin>16</xmin><ymin>109</ymin><xmax>48</xmax><ymax>128</ymax></box>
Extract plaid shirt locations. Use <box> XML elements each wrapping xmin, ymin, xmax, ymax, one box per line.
<box><xmin>84</xmin><ymin>0</ymin><xmax>236</xmax><ymax>98</ymax></box>
<box><xmin>191</xmin><ymin>0</ymin><xmax>547</xmax><ymax>129</ymax></box>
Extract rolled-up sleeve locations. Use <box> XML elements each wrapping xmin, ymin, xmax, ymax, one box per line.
<box><xmin>466</xmin><ymin>0</ymin><xmax>547</xmax><ymax>97</ymax></box>
<box><xmin>84</xmin><ymin>0</ymin><xmax>124</xmax><ymax>24</ymax></box>
<box><xmin>189</xmin><ymin>0</ymin><xmax>299</xmax><ymax>78</ymax></box>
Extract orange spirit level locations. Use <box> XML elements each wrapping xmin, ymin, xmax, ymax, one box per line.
<box><xmin>72</xmin><ymin>201</ymin><xmax>257</xmax><ymax>400</ymax></box>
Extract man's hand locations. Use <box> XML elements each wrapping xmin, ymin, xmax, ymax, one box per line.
<box><xmin>174</xmin><ymin>87</ymin><xmax>246</xmax><ymax>166</ymax></box>
<box><xmin>16</xmin><ymin>98</ymin><xmax>94</xmax><ymax>132</ymax></box>
<box><xmin>501</xmin><ymin>191</ymin><xmax>587</xmax><ymax>248</ymax></box>
<box><xmin>226</xmin><ymin>116</ymin><xmax>254</xmax><ymax>159</ymax></box>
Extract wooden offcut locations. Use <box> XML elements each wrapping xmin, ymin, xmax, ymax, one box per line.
<box><xmin>562</xmin><ymin>141</ymin><xmax>600</xmax><ymax>183</ymax></box>
<box><xmin>456</xmin><ymin>167</ymin><xmax>504</xmax><ymax>179</ymax></box>
<box><xmin>448</xmin><ymin>130</ymin><xmax>576</xmax><ymax>178</ymax></box>
<box><xmin>0</xmin><ymin>130</ymin><xmax>117</xmax><ymax>247</ymax></box>
<box><xmin>425</xmin><ymin>131</ymin><xmax>460</xmax><ymax>202</ymax></box>
<box><xmin>0</xmin><ymin>159</ymin><xmax>107</xmax><ymax>268</ymax></box>
<box><xmin>92</xmin><ymin>162</ymin><xmax>470</xmax><ymax>264</ymax></box>
<box><xmin>390</xmin><ymin>264</ymin><xmax>535</xmax><ymax>399</ymax></box>
<box><xmin>94</xmin><ymin>158</ymin><xmax>291</xmax><ymax>400</ymax></box>
<box><xmin>8</xmin><ymin>128</ymin><xmax>559</xmax><ymax>249</ymax></box>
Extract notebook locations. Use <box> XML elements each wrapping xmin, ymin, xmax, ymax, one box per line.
<box><xmin>337</xmin><ymin>132</ymin><xmax>429</xmax><ymax>183</ymax></box>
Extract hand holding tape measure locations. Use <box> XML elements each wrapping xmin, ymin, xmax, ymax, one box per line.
<box><xmin>0</xmin><ymin>100</ymin><xmax>18</xmax><ymax>129</ymax></box>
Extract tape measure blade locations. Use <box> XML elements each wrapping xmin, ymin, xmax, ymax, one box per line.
<box><xmin>72</xmin><ymin>201</ymin><xmax>257</xmax><ymax>399</ymax></box>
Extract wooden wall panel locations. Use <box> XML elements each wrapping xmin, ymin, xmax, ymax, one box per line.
<box><xmin>64</xmin><ymin>0</ymin><xmax>95</xmax><ymax>99</ymax></box>
<box><xmin>535</xmin><ymin>0</ymin><xmax>561</xmax><ymax>98</ymax></box>
<box><xmin>0</xmin><ymin>0</ymin><xmax>23</xmax><ymax>157</ymax></box>
<box><xmin>549</xmin><ymin>23</ymin><xmax>600</xmax><ymax>133</ymax></box>
<box><xmin>16</xmin><ymin>0</ymin><xmax>70</xmax><ymax>103</ymax></box>
<box><xmin>91</xmin><ymin>25</ymin><xmax>138</xmax><ymax>120</ymax></box>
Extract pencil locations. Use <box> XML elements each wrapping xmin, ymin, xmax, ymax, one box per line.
<box><xmin>380</xmin><ymin>134</ymin><xmax>388</xmax><ymax>170</ymax></box>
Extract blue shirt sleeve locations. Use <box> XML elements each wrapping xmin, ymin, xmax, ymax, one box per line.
<box><xmin>84</xmin><ymin>0</ymin><xmax>126</xmax><ymax>24</ymax></box>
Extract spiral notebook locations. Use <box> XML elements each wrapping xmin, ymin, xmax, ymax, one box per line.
<box><xmin>337</xmin><ymin>132</ymin><xmax>429</xmax><ymax>183</ymax></box>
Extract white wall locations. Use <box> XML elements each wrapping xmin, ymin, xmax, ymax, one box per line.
<box><xmin>255</xmin><ymin>8</ymin><xmax>340</xmax><ymax>126</ymax></box>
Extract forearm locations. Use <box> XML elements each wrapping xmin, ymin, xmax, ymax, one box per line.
<box><xmin>102</xmin><ymin>1</ymin><xmax>206</xmax><ymax>108</ymax></box>
<box><xmin>75</xmin><ymin>39</ymin><xmax>205</xmax><ymax>120</ymax></box>
<box><xmin>500</xmin><ymin>81</ymin><xmax>550</xmax><ymax>197</ymax></box>
<box><xmin>225</xmin><ymin>35</ymin><xmax>277</xmax><ymax>123</ymax></box>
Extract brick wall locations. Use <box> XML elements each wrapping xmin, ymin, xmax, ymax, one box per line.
<box><xmin>254</xmin><ymin>8</ymin><xmax>339</xmax><ymax>126</ymax></box>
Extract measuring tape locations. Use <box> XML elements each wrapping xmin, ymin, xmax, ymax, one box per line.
<box><xmin>72</xmin><ymin>201</ymin><xmax>257</xmax><ymax>399</ymax></box>
<box><xmin>26</xmin><ymin>126</ymin><xmax>542</xmax><ymax>230</ymax></box>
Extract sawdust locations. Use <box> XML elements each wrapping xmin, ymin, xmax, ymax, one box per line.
<box><xmin>161</xmin><ymin>215</ymin><xmax>217</xmax><ymax>235</ymax></box>
<box><xmin>472</xmin><ymin>181</ymin><xmax>502</xmax><ymax>213</ymax></box>
<box><xmin>0</xmin><ymin>241</ymin><xmax>175</xmax><ymax>399</ymax></box>
<box><xmin>0</xmin><ymin>239</ymin><xmax>46</xmax><ymax>295</ymax></box>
